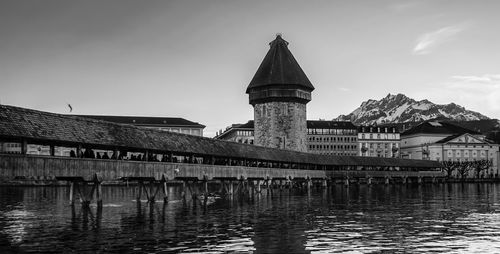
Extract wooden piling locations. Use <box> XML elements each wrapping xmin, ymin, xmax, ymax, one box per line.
<box><xmin>181</xmin><ymin>181</ymin><xmax>186</xmax><ymax>201</ymax></box>
<box><xmin>137</xmin><ymin>181</ymin><xmax>142</xmax><ymax>202</ymax></box>
<box><xmin>69</xmin><ymin>182</ymin><xmax>75</xmax><ymax>206</ymax></box>
<box><xmin>96</xmin><ymin>181</ymin><xmax>102</xmax><ymax>207</ymax></box>
<box><xmin>256</xmin><ymin>180</ymin><xmax>262</xmax><ymax>193</ymax></box>
<box><xmin>228</xmin><ymin>181</ymin><xmax>234</xmax><ymax>196</ymax></box>
<box><xmin>162</xmin><ymin>177</ymin><xmax>168</xmax><ymax>203</ymax></box>
<box><xmin>344</xmin><ymin>177</ymin><xmax>349</xmax><ymax>187</ymax></box>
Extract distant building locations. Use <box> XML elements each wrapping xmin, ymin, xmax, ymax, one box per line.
<box><xmin>358</xmin><ymin>126</ymin><xmax>400</xmax><ymax>158</ymax></box>
<box><xmin>214</xmin><ymin>121</ymin><xmax>254</xmax><ymax>144</ymax></box>
<box><xmin>73</xmin><ymin>115</ymin><xmax>205</xmax><ymax>137</ymax></box>
<box><xmin>247</xmin><ymin>34</ymin><xmax>314</xmax><ymax>152</ymax></box>
<box><xmin>214</xmin><ymin>120</ymin><xmax>358</xmax><ymax>156</ymax></box>
<box><xmin>400</xmin><ymin>121</ymin><xmax>499</xmax><ymax>177</ymax></box>
<box><xmin>307</xmin><ymin>121</ymin><xmax>358</xmax><ymax>156</ymax></box>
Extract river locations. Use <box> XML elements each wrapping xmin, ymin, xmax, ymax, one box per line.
<box><xmin>1</xmin><ymin>183</ymin><xmax>500</xmax><ymax>253</ymax></box>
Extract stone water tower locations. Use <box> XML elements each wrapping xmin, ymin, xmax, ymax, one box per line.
<box><xmin>246</xmin><ymin>34</ymin><xmax>314</xmax><ymax>152</ymax></box>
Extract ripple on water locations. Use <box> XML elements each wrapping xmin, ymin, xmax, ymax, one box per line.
<box><xmin>2</xmin><ymin>184</ymin><xmax>500</xmax><ymax>253</ymax></box>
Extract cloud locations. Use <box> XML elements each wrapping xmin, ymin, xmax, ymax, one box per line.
<box><xmin>415</xmin><ymin>74</ymin><xmax>500</xmax><ymax>119</ymax></box>
<box><xmin>412</xmin><ymin>26</ymin><xmax>464</xmax><ymax>55</ymax></box>
<box><xmin>451</xmin><ymin>75</ymin><xmax>500</xmax><ymax>83</ymax></box>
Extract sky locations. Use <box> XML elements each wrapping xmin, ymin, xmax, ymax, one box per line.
<box><xmin>1</xmin><ymin>0</ymin><xmax>499</xmax><ymax>137</ymax></box>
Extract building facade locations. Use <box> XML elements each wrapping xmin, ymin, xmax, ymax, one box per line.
<box><xmin>246</xmin><ymin>34</ymin><xmax>314</xmax><ymax>152</ymax></box>
<box><xmin>214</xmin><ymin>120</ymin><xmax>359</xmax><ymax>156</ymax></box>
<box><xmin>214</xmin><ymin>121</ymin><xmax>255</xmax><ymax>144</ymax></box>
<box><xmin>400</xmin><ymin>121</ymin><xmax>499</xmax><ymax>177</ymax></box>
<box><xmin>358</xmin><ymin>126</ymin><xmax>400</xmax><ymax>158</ymax></box>
<box><xmin>307</xmin><ymin>121</ymin><xmax>358</xmax><ymax>156</ymax></box>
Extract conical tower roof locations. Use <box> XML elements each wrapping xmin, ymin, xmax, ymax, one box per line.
<box><xmin>246</xmin><ymin>34</ymin><xmax>315</xmax><ymax>93</ymax></box>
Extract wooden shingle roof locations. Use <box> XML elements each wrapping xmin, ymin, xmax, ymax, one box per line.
<box><xmin>0</xmin><ymin>105</ymin><xmax>441</xmax><ymax>168</ymax></box>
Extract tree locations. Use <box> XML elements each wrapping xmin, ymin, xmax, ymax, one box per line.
<box><xmin>456</xmin><ymin>161</ymin><xmax>475</xmax><ymax>180</ymax></box>
<box><xmin>442</xmin><ymin>160</ymin><xmax>460</xmax><ymax>179</ymax></box>
<box><xmin>474</xmin><ymin>159</ymin><xmax>493</xmax><ymax>178</ymax></box>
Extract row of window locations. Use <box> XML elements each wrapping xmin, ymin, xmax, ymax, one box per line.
<box><xmin>361</xmin><ymin>153</ymin><xmax>395</xmax><ymax>158</ymax></box>
<box><xmin>157</xmin><ymin>127</ymin><xmax>202</xmax><ymax>136</ymax></box>
<box><xmin>360</xmin><ymin>133</ymin><xmax>399</xmax><ymax>140</ymax></box>
<box><xmin>3</xmin><ymin>143</ymin><xmax>21</xmax><ymax>148</ymax></box>
<box><xmin>307</xmin><ymin>129</ymin><xmax>357</xmax><ymax>135</ymax></box>
<box><xmin>236</xmin><ymin>138</ymin><xmax>254</xmax><ymax>144</ymax></box>
<box><xmin>359</xmin><ymin>127</ymin><xmax>397</xmax><ymax>133</ymax></box>
<box><xmin>445</xmin><ymin>145</ymin><xmax>493</xmax><ymax>149</ymax></box>
<box><xmin>313</xmin><ymin>151</ymin><xmax>358</xmax><ymax>156</ymax></box>
<box><xmin>308</xmin><ymin>136</ymin><xmax>357</xmax><ymax>143</ymax></box>
<box><xmin>237</xmin><ymin>131</ymin><xmax>254</xmax><ymax>136</ymax></box>
<box><xmin>446</xmin><ymin>150</ymin><xmax>488</xmax><ymax>158</ymax></box>
<box><xmin>309</xmin><ymin>144</ymin><xmax>357</xmax><ymax>150</ymax></box>
<box><xmin>361</xmin><ymin>143</ymin><xmax>399</xmax><ymax>149</ymax></box>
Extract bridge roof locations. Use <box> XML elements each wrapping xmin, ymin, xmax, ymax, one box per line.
<box><xmin>0</xmin><ymin>105</ymin><xmax>440</xmax><ymax>168</ymax></box>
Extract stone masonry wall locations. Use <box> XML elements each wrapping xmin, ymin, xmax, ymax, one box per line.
<box><xmin>254</xmin><ymin>101</ymin><xmax>307</xmax><ymax>152</ymax></box>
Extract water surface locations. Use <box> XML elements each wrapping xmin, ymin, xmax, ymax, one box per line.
<box><xmin>1</xmin><ymin>183</ymin><xmax>500</xmax><ymax>253</ymax></box>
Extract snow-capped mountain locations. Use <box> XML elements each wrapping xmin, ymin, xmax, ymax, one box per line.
<box><xmin>335</xmin><ymin>93</ymin><xmax>490</xmax><ymax>125</ymax></box>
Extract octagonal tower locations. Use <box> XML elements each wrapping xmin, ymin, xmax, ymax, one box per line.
<box><xmin>246</xmin><ymin>34</ymin><xmax>314</xmax><ymax>152</ymax></box>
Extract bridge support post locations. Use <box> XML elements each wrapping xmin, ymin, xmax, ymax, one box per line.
<box><xmin>69</xmin><ymin>182</ymin><xmax>75</xmax><ymax>206</ymax></box>
<box><xmin>432</xmin><ymin>177</ymin><xmax>436</xmax><ymax>184</ymax></box>
<box><xmin>306</xmin><ymin>178</ymin><xmax>312</xmax><ymax>192</ymax></box>
<box><xmin>256</xmin><ymin>180</ymin><xmax>262</xmax><ymax>193</ymax></box>
<box><xmin>366</xmin><ymin>176</ymin><xmax>372</xmax><ymax>185</ymax></box>
<box><xmin>80</xmin><ymin>181</ymin><xmax>92</xmax><ymax>207</ymax></box>
<box><xmin>385</xmin><ymin>176</ymin><xmax>390</xmax><ymax>185</ymax></box>
<box><xmin>181</xmin><ymin>181</ymin><xmax>186</xmax><ymax>201</ymax></box>
<box><xmin>418</xmin><ymin>176</ymin><xmax>422</xmax><ymax>185</ymax></box>
<box><xmin>265</xmin><ymin>179</ymin><xmax>271</xmax><ymax>194</ymax></box>
<box><xmin>202</xmin><ymin>177</ymin><xmax>209</xmax><ymax>205</ymax></box>
<box><xmin>137</xmin><ymin>181</ymin><xmax>143</xmax><ymax>202</ymax></box>
<box><xmin>162</xmin><ymin>175</ymin><xmax>169</xmax><ymax>203</ymax></box>
<box><xmin>228</xmin><ymin>181</ymin><xmax>234</xmax><ymax>196</ymax></box>
<box><xmin>322</xmin><ymin>178</ymin><xmax>328</xmax><ymax>188</ymax></box>
<box><xmin>344</xmin><ymin>177</ymin><xmax>349</xmax><ymax>187</ymax></box>
<box><xmin>402</xmin><ymin>176</ymin><xmax>407</xmax><ymax>184</ymax></box>
<box><xmin>93</xmin><ymin>175</ymin><xmax>102</xmax><ymax>207</ymax></box>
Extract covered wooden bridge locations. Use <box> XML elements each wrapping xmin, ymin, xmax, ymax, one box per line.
<box><xmin>0</xmin><ymin>105</ymin><xmax>443</xmax><ymax>204</ymax></box>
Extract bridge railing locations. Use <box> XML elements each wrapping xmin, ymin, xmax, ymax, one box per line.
<box><xmin>327</xmin><ymin>170</ymin><xmax>445</xmax><ymax>178</ymax></box>
<box><xmin>0</xmin><ymin>154</ymin><xmax>327</xmax><ymax>182</ymax></box>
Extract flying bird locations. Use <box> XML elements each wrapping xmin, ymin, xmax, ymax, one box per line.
<box><xmin>67</xmin><ymin>104</ymin><xmax>73</xmax><ymax>113</ymax></box>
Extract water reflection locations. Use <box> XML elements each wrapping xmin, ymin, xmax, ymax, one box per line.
<box><xmin>0</xmin><ymin>184</ymin><xmax>500</xmax><ymax>253</ymax></box>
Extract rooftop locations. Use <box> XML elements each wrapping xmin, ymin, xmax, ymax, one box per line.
<box><xmin>72</xmin><ymin>115</ymin><xmax>205</xmax><ymax>128</ymax></box>
<box><xmin>307</xmin><ymin>120</ymin><xmax>357</xmax><ymax>130</ymax></box>
<box><xmin>246</xmin><ymin>34</ymin><xmax>314</xmax><ymax>93</ymax></box>
<box><xmin>402</xmin><ymin>121</ymin><xmax>480</xmax><ymax>136</ymax></box>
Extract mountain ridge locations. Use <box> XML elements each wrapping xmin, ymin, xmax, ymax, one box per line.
<box><xmin>335</xmin><ymin>93</ymin><xmax>490</xmax><ymax>125</ymax></box>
